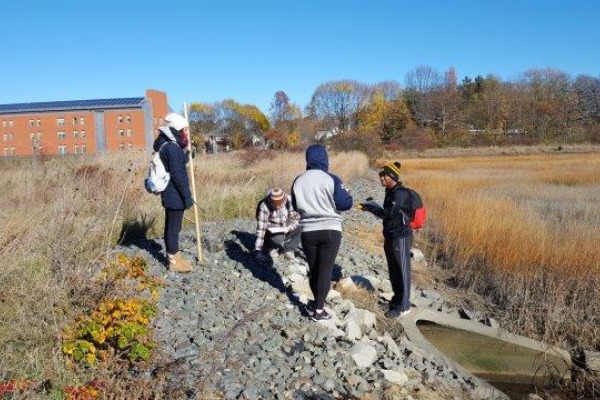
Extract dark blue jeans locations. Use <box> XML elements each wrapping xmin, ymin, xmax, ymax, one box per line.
<box><xmin>164</xmin><ymin>209</ymin><xmax>184</xmax><ymax>255</ymax></box>
<box><xmin>301</xmin><ymin>230</ymin><xmax>342</xmax><ymax>310</ymax></box>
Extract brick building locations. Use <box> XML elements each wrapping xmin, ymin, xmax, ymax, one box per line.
<box><xmin>0</xmin><ymin>89</ymin><xmax>169</xmax><ymax>158</ymax></box>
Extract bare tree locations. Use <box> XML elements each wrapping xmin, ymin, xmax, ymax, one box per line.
<box><xmin>270</xmin><ymin>90</ymin><xmax>291</xmax><ymax>129</ymax></box>
<box><xmin>404</xmin><ymin>66</ymin><xmax>442</xmax><ymax>128</ymax></box>
<box><xmin>573</xmin><ymin>74</ymin><xmax>600</xmax><ymax>124</ymax></box>
<box><xmin>309</xmin><ymin>80</ymin><xmax>370</xmax><ymax>131</ymax></box>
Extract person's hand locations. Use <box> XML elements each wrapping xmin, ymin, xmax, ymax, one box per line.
<box><xmin>358</xmin><ymin>197</ymin><xmax>376</xmax><ymax>212</ymax></box>
<box><xmin>255</xmin><ymin>251</ymin><xmax>268</xmax><ymax>264</ymax></box>
<box><xmin>358</xmin><ymin>203</ymin><xmax>372</xmax><ymax>212</ymax></box>
<box><xmin>184</xmin><ymin>197</ymin><xmax>194</xmax><ymax>210</ymax></box>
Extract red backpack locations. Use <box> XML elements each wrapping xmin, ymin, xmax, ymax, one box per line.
<box><xmin>404</xmin><ymin>187</ymin><xmax>427</xmax><ymax>229</ymax></box>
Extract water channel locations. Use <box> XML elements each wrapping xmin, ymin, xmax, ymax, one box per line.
<box><xmin>417</xmin><ymin>321</ymin><xmax>570</xmax><ymax>400</ymax></box>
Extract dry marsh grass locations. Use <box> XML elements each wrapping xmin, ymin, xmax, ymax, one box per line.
<box><xmin>0</xmin><ymin>149</ymin><xmax>369</xmax><ymax>396</ymax></box>
<box><xmin>381</xmin><ymin>151</ymin><xmax>600</xmax><ymax>350</ymax></box>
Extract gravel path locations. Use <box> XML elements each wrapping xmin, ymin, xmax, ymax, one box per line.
<box><xmin>117</xmin><ymin>174</ymin><xmax>489</xmax><ymax>400</ymax></box>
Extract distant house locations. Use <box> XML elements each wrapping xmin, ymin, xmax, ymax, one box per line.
<box><xmin>504</xmin><ymin>128</ymin><xmax>527</xmax><ymax>136</ymax></box>
<box><xmin>0</xmin><ymin>89</ymin><xmax>168</xmax><ymax>157</ymax></box>
<box><xmin>315</xmin><ymin>127</ymin><xmax>340</xmax><ymax>141</ymax></box>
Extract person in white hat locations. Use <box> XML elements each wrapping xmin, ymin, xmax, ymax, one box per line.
<box><xmin>254</xmin><ymin>188</ymin><xmax>301</xmax><ymax>262</ymax></box>
<box><xmin>152</xmin><ymin>112</ymin><xmax>194</xmax><ymax>272</ymax></box>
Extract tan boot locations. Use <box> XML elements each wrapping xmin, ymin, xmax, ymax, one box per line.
<box><xmin>168</xmin><ymin>252</ymin><xmax>193</xmax><ymax>273</ymax></box>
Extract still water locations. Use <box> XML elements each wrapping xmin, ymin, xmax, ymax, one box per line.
<box><xmin>417</xmin><ymin>321</ymin><xmax>569</xmax><ymax>400</ymax></box>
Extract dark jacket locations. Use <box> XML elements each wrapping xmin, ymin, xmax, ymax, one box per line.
<box><xmin>153</xmin><ymin>127</ymin><xmax>192</xmax><ymax>210</ymax></box>
<box><xmin>373</xmin><ymin>184</ymin><xmax>413</xmax><ymax>240</ymax></box>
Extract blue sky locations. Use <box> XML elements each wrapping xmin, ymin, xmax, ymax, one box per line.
<box><xmin>1</xmin><ymin>1</ymin><xmax>598</xmax><ymax>116</ymax></box>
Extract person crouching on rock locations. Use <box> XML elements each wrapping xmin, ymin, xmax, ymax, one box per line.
<box><xmin>254</xmin><ymin>188</ymin><xmax>301</xmax><ymax>263</ymax></box>
<box><xmin>153</xmin><ymin>112</ymin><xmax>194</xmax><ymax>273</ymax></box>
<box><xmin>359</xmin><ymin>162</ymin><xmax>413</xmax><ymax>318</ymax></box>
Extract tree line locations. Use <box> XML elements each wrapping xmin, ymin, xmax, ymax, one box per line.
<box><xmin>188</xmin><ymin>66</ymin><xmax>600</xmax><ymax>150</ymax></box>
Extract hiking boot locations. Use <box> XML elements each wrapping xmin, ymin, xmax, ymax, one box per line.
<box><xmin>385</xmin><ymin>307</ymin><xmax>411</xmax><ymax>319</ymax></box>
<box><xmin>311</xmin><ymin>309</ymin><xmax>332</xmax><ymax>322</ymax></box>
<box><xmin>283</xmin><ymin>251</ymin><xmax>295</xmax><ymax>261</ymax></box>
<box><xmin>269</xmin><ymin>248</ymin><xmax>279</xmax><ymax>260</ymax></box>
<box><xmin>168</xmin><ymin>252</ymin><xmax>192</xmax><ymax>273</ymax></box>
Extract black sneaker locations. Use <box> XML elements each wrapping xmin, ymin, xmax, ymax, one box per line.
<box><xmin>311</xmin><ymin>309</ymin><xmax>332</xmax><ymax>321</ymax></box>
<box><xmin>385</xmin><ymin>307</ymin><xmax>411</xmax><ymax>319</ymax></box>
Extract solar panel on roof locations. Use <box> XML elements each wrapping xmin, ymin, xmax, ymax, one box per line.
<box><xmin>0</xmin><ymin>97</ymin><xmax>145</xmax><ymax>115</ymax></box>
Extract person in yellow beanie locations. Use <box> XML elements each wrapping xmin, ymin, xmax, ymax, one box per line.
<box><xmin>359</xmin><ymin>161</ymin><xmax>413</xmax><ymax>318</ymax></box>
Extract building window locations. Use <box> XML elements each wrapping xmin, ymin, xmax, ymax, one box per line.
<box><xmin>57</xmin><ymin>131</ymin><xmax>66</xmax><ymax>139</ymax></box>
<box><xmin>57</xmin><ymin>118</ymin><xmax>65</xmax><ymax>126</ymax></box>
<box><xmin>8</xmin><ymin>120</ymin><xmax>13</xmax><ymax>128</ymax></box>
<box><xmin>36</xmin><ymin>119</ymin><xmax>41</xmax><ymax>127</ymax></box>
<box><xmin>126</xmin><ymin>115</ymin><xmax>131</xmax><ymax>123</ymax></box>
<box><xmin>118</xmin><ymin>116</ymin><xmax>123</xmax><ymax>123</ymax></box>
<box><xmin>74</xmin><ymin>145</ymin><xmax>79</xmax><ymax>154</ymax></box>
<box><xmin>81</xmin><ymin>145</ymin><xmax>87</xmax><ymax>154</ymax></box>
<box><xmin>72</xmin><ymin>117</ymin><xmax>78</xmax><ymax>125</ymax></box>
<box><xmin>127</xmin><ymin>143</ymin><xmax>133</xmax><ymax>149</ymax></box>
<box><xmin>37</xmin><ymin>133</ymin><xmax>42</xmax><ymax>139</ymax></box>
<box><xmin>3</xmin><ymin>134</ymin><xmax>7</xmax><ymax>141</ymax></box>
<box><xmin>80</xmin><ymin>130</ymin><xmax>86</xmax><ymax>138</ymax></box>
<box><xmin>29</xmin><ymin>119</ymin><xmax>35</xmax><ymax>127</ymax></box>
<box><xmin>126</xmin><ymin>129</ymin><xmax>131</xmax><ymax>137</ymax></box>
<box><xmin>3</xmin><ymin>147</ymin><xmax>15</xmax><ymax>156</ymax></box>
<box><xmin>79</xmin><ymin>117</ymin><xmax>85</xmax><ymax>125</ymax></box>
<box><xmin>119</xmin><ymin>129</ymin><xmax>124</xmax><ymax>137</ymax></box>
<box><xmin>74</xmin><ymin>130</ymin><xmax>79</xmax><ymax>138</ymax></box>
<box><xmin>3</xmin><ymin>133</ymin><xmax>13</xmax><ymax>141</ymax></box>
<box><xmin>58</xmin><ymin>145</ymin><xmax>67</xmax><ymax>155</ymax></box>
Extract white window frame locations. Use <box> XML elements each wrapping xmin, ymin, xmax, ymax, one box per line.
<box><xmin>57</xmin><ymin>131</ymin><xmax>66</xmax><ymax>140</ymax></box>
<box><xmin>58</xmin><ymin>145</ymin><xmax>67</xmax><ymax>155</ymax></box>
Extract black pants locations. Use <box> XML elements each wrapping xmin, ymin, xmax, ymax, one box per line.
<box><xmin>301</xmin><ymin>230</ymin><xmax>342</xmax><ymax>310</ymax></box>
<box><xmin>266</xmin><ymin>225</ymin><xmax>302</xmax><ymax>252</ymax></box>
<box><xmin>384</xmin><ymin>235</ymin><xmax>413</xmax><ymax>311</ymax></box>
<box><xmin>164</xmin><ymin>209</ymin><xmax>184</xmax><ymax>255</ymax></box>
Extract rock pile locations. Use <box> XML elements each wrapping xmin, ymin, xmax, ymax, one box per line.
<box><xmin>117</xmin><ymin>176</ymin><xmax>500</xmax><ymax>400</ymax></box>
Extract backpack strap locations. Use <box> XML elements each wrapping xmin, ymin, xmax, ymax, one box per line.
<box><xmin>157</xmin><ymin>140</ymin><xmax>177</xmax><ymax>172</ymax></box>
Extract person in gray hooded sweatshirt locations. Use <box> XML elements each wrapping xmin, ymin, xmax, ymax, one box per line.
<box><xmin>291</xmin><ymin>144</ymin><xmax>353</xmax><ymax>321</ymax></box>
<box><xmin>152</xmin><ymin>112</ymin><xmax>194</xmax><ymax>273</ymax></box>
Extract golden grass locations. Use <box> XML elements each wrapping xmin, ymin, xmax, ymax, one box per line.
<box><xmin>380</xmin><ymin>151</ymin><xmax>600</xmax><ymax>348</ymax></box>
<box><xmin>0</xmin><ymin>149</ymin><xmax>370</xmax><ymax>396</ymax></box>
